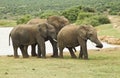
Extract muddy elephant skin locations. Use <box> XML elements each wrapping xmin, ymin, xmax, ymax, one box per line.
<box><xmin>9</xmin><ymin>23</ymin><xmax>56</xmax><ymax>58</ymax></box>
<box><xmin>57</xmin><ymin>25</ymin><xmax>103</xmax><ymax>59</ymax></box>
<box><xmin>27</xmin><ymin>15</ymin><xmax>70</xmax><ymax>57</ymax></box>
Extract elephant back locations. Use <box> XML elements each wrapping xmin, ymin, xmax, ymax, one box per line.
<box><xmin>27</xmin><ymin>18</ymin><xmax>47</xmax><ymax>25</ymax></box>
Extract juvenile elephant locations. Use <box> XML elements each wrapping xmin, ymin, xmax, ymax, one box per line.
<box><xmin>9</xmin><ymin>23</ymin><xmax>56</xmax><ymax>58</ymax></box>
<box><xmin>27</xmin><ymin>15</ymin><xmax>70</xmax><ymax>57</ymax></box>
<box><xmin>57</xmin><ymin>25</ymin><xmax>103</xmax><ymax>59</ymax></box>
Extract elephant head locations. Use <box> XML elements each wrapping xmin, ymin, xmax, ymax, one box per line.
<box><xmin>47</xmin><ymin>15</ymin><xmax>69</xmax><ymax>34</ymax></box>
<box><xmin>38</xmin><ymin>23</ymin><xmax>57</xmax><ymax>41</ymax></box>
<box><xmin>78</xmin><ymin>25</ymin><xmax>103</xmax><ymax>48</ymax></box>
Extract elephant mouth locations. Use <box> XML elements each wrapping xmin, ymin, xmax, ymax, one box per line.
<box><xmin>96</xmin><ymin>44</ymin><xmax>103</xmax><ymax>48</ymax></box>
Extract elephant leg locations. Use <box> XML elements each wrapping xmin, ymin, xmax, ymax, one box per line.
<box><xmin>37</xmin><ymin>45</ymin><xmax>41</xmax><ymax>58</ymax></box>
<box><xmin>59</xmin><ymin>46</ymin><xmax>64</xmax><ymax>58</ymax></box>
<box><xmin>50</xmin><ymin>39</ymin><xmax>58</xmax><ymax>58</ymax></box>
<box><xmin>24</xmin><ymin>45</ymin><xmax>29</xmax><ymax>58</ymax></box>
<box><xmin>20</xmin><ymin>45</ymin><xmax>29</xmax><ymax>58</ymax></box>
<box><xmin>68</xmin><ymin>48</ymin><xmax>77</xmax><ymax>58</ymax></box>
<box><xmin>37</xmin><ymin>38</ymin><xmax>46</xmax><ymax>58</ymax></box>
<box><xmin>31</xmin><ymin>44</ymin><xmax>37</xmax><ymax>56</ymax></box>
<box><xmin>13</xmin><ymin>45</ymin><xmax>19</xmax><ymax>58</ymax></box>
<box><xmin>80</xmin><ymin>41</ymin><xmax>88</xmax><ymax>59</ymax></box>
<box><xmin>79</xmin><ymin>46</ymin><xmax>83</xmax><ymax>59</ymax></box>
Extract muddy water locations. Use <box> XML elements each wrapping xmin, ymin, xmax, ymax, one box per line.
<box><xmin>0</xmin><ymin>27</ymin><xmax>118</xmax><ymax>55</ymax></box>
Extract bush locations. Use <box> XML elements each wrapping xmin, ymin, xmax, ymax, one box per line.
<box><xmin>61</xmin><ymin>6</ymin><xmax>82</xmax><ymax>23</ymax></box>
<box><xmin>97</xmin><ymin>15</ymin><xmax>110</xmax><ymax>24</ymax></box>
<box><xmin>39</xmin><ymin>10</ymin><xmax>60</xmax><ymax>19</ymax></box>
<box><xmin>76</xmin><ymin>14</ymin><xmax>110</xmax><ymax>27</ymax></box>
<box><xmin>77</xmin><ymin>12</ymin><xmax>94</xmax><ymax>20</ymax></box>
<box><xmin>82</xmin><ymin>7</ymin><xmax>96</xmax><ymax>12</ymax></box>
<box><xmin>17</xmin><ymin>15</ymin><xmax>32</xmax><ymax>24</ymax></box>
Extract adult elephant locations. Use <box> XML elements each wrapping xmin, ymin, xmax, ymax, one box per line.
<box><xmin>27</xmin><ymin>15</ymin><xmax>70</xmax><ymax>57</ymax></box>
<box><xmin>9</xmin><ymin>23</ymin><xmax>57</xmax><ymax>58</ymax></box>
<box><xmin>57</xmin><ymin>25</ymin><xmax>103</xmax><ymax>59</ymax></box>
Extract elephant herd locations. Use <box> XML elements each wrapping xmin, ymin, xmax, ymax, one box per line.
<box><xmin>9</xmin><ymin>15</ymin><xmax>103</xmax><ymax>59</ymax></box>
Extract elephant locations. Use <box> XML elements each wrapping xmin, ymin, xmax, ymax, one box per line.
<box><xmin>9</xmin><ymin>23</ymin><xmax>57</xmax><ymax>58</ymax></box>
<box><xmin>27</xmin><ymin>15</ymin><xmax>70</xmax><ymax>57</ymax></box>
<box><xmin>26</xmin><ymin>18</ymin><xmax>47</xmax><ymax>56</ymax></box>
<box><xmin>57</xmin><ymin>25</ymin><xmax>103</xmax><ymax>59</ymax></box>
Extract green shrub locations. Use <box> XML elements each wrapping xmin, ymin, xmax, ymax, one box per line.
<box><xmin>82</xmin><ymin>7</ymin><xmax>96</xmax><ymax>12</ymax></box>
<box><xmin>76</xmin><ymin>14</ymin><xmax>110</xmax><ymax>27</ymax></box>
<box><xmin>97</xmin><ymin>15</ymin><xmax>110</xmax><ymax>24</ymax></box>
<box><xmin>39</xmin><ymin>10</ymin><xmax>60</xmax><ymax>19</ymax></box>
<box><xmin>77</xmin><ymin>12</ymin><xmax>94</xmax><ymax>20</ymax></box>
<box><xmin>17</xmin><ymin>15</ymin><xmax>32</xmax><ymax>24</ymax></box>
<box><xmin>61</xmin><ymin>6</ymin><xmax>82</xmax><ymax>23</ymax></box>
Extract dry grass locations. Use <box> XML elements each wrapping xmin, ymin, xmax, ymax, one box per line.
<box><xmin>0</xmin><ymin>48</ymin><xmax>120</xmax><ymax>78</ymax></box>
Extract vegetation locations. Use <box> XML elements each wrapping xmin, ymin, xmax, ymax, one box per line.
<box><xmin>0</xmin><ymin>49</ymin><xmax>120</xmax><ymax>78</ymax></box>
<box><xmin>0</xmin><ymin>20</ymin><xmax>16</xmax><ymax>27</ymax></box>
<box><xmin>16</xmin><ymin>14</ymin><xmax>32</xmax><ymax>24</ymax></box>
<box><xmin>96</xmin><ymin>24</ymin><xmax>120</xmax><ymax>38</ymax></box>
<box><xmin>0</xmin><ymin>0</ymin><xmax>120</xmax><ymax>19</ymax></box>
<box><xmin>76</xmin><ymin>13</ymin><xmax>110</xmax><ymax>26</ymax></box>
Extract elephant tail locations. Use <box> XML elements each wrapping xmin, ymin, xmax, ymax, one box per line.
<box><xmin>9</xmin><ymin>33</ymin><xmax>11</xmax><ymax>46</ymax></box>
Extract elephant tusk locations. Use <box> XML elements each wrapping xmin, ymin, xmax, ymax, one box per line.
<box><xmin>53</xmin><ymin>39</ymin><xmax>57</xmax><ymax>42</ymax></box>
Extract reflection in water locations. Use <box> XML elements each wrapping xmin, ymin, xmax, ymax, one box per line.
<box><xmin>0</xmin><ymin>27</ymin><xmax>118</xmax><ymax>55</ymax></box>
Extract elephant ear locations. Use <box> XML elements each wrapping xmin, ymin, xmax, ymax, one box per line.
<box><xmin>38</xmin><ymin>23</ymin><xmax>48</xmax><ymax>38</ymax></box>
<box><xmin>47</xmin><ymin>15</ymin><xmax>69</xmax><ymax>30</ymax></box>
<box><xmin>47</xmin><ymin>16</ymin><xmax>59</xmax><ymax>27</ymax></box>
<box><xmin>78</xmin><ymin>25</ymin><xmax>88</xmax><ymax>40</ymax></box>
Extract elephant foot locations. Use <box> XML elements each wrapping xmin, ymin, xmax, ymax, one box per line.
<box><xmin>23</xmin><ymin>55</ymin><xmax>29</xmax><ymax>58</ymax></box>
<box><xmin>83</xmin><ymin>56</ymin><xmax>88</xmax><ymax>60</ymax></box>
<box><xmin>59</xmin><ymin>55</ymin><xmax>63</xmax><ymax>58</ymax></box>
<box><xmin>51</xmin><ymin>55</ymin><xmax>59</xmax><ymax>58</ymax></box>
<box><xmin>37</xmin><ymin>55</ymin><xmax>41</xmax><ymax>58</ymax></box>
<box><xmin>31</xmin><ymin>52</ymin><xmax>37</xmax><ymax>57</ymax></box>
<box><xmin>79</xmin><ymin>56</ymin><xmax>83</xmax><ymax>59</ymax></box>
<box><xmin>41</xmin><ymin>56</ymin><xmax>46</xmax><ymax>59</ymax></box>
<box><xmin>31</xmin><ymin>54</ymin><xmax>37</xmax><ymax>57</ymax></box>
<box><xmin>71</xmin><ymin>56</ymin><xmax>77</xmax><ymax>59</ymax></box>
<box><xmin>14</xmin><ymin>55</ymin><xmax>19</xmax><ymax>58</ymax></box>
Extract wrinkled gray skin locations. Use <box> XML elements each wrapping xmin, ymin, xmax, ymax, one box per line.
<box><xmin>9</xmin><ymin>23</ymin><xmax>56</xmax><ymax>58</ymax></box>
<box><xmin>57</xmin><ymin>25</ymin><xmax>103</xmax><ymax>59</ymax></box>
<box><xmin>27</xmin><ymin>16</ymin><xmax>70</xmax><ymax>57</ymax></box>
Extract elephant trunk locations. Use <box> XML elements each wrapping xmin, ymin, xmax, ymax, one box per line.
<box><xmin>96</xmin><ymin>43</ymin><xmax>103</xmax><ymax>48</ymax></box>
<box><xmin>94</xmin><ymin>39</ymin><xmax>103</xmax><ymax>48</ymax></box>
<box><xmin>90</xmin><ymin>37</ymin><xmax>103</xmax><ymax>48</ymax></box>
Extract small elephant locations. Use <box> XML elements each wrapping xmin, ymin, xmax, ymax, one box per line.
<box><xmin>27</xmin><ymin>15</ymin><xmax>70</xmax><ymax>57</ymax></box>
<box><xmin>9</xmin><ymin>23</ymin><xmax>57</xmax><ymax>58</ymax></box>
<box><xmin>57</xmin><ymin>25</ymin><xmax>103</xmax><ymax>59</ymax></box>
